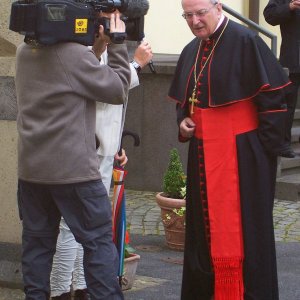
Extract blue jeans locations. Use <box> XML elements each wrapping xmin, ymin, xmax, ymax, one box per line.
<box><xmin>18</xmin><ymin>179</ymin><xmax>124</xmax><ymax>300</ymax></box>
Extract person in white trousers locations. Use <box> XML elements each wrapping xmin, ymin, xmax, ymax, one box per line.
<box><xmin>50</xmin><ymin>40</ymin><xmax>153</xmax><ymax>300</ymax></box>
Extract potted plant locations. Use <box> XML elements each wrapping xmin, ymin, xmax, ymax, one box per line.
<box><xmin>155</xmin><ymin>148</ymin><xmax>186</xmax><ymax>251</ymax></box>
<box><xmin>121</xmin><ymin>231</ymin><xmax>140</xmax><ymax>290</ymax></box>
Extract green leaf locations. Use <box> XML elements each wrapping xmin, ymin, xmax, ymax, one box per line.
<box><xmin>162</xmin><ymin>148</ymin><xmax>186</xmax><ymax>199</ymax></box>
<box><xmin>125</xmin><ymin>244</ymin><xmax>136</xmax><ymax>258</ymax></box>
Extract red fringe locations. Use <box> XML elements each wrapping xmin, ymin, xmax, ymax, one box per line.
<box><xmin>213</xmin><ymin>257</ymin><xmax>244</xmax><ymax>300</ymax></box>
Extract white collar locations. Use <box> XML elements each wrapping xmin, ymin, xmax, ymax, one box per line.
<box><xmin>214</xmin><ymin>14</ymin><xmax>225</xmax><ymax>33</ymax></box>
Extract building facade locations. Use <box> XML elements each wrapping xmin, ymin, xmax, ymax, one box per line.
<box><xmin>0</xmin><ymin>0</ymin><xmax>282</xmax><ymax>243</ymax></box>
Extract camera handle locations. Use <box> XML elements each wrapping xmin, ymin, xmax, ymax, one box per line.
<box><xmin>97</xmin><ymin>17</ymin><xmax>127</xmax><ymax>44</ymax></box>
<box><xmin>110</xmin><ymin>32</ymin><xmax>127</xmax><ymax>44</ymax></box>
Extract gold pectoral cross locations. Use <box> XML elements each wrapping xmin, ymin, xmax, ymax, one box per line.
<box><xmin>189</xmin><ymin>89</ymin><xmax>198</xmax><ymax>114</ymax></box>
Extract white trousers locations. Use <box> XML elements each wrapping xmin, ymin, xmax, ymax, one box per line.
<box><xmin>50</xmin><ymin>155</ymin><xmax>114</xmax><ymax>297</ymax></box>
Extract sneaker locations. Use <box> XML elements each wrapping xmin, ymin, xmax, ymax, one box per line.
<box><xmin>51</xmin><ymin>292</ymin><xmax>71</xmax><ymax>300</ymax></box>
<box><xmin>74</xmin><ymin>289</ymin><xmax>90</xmax><ymax>300</ymax></box>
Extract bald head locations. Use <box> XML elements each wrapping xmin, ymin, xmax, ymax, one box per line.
<box><xmin>181</xmin><ymin>0</ymin><xmax>222</xmax><ymax>39</ymax></box>
<box><xmin>182</xmin><ymin>0</ymin><xmax>219</xmax><ymax>5</ymax></box>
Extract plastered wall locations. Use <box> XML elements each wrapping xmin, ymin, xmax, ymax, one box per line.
<box><xmin>0</xmin><ymin>0</ymin><xmax>282</xmax><ymax>245</ymax></box>
<box><xmin>0</xmin><ymin>0</ymin><xmax>23</xmax><ymax>244</ymax></box>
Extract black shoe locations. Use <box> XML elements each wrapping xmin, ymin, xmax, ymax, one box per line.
<box><xmin>279</xmin><ymin>148</ymin><xmax>296</xmax><ymax>158</ymax></box>
<box><xmin>51</xmin><ymin>292</ymin><xmax>72</xmax><ymax>300</ymax></box>
<box><xmin>74</xmin><ymin>289</ymin><xmax>90</xmax><ymax>300</ymax></box>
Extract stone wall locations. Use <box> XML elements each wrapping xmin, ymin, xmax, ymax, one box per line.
<box><xmin>122</xmin><ymin>62</ymin><xmax>188</xmax><ymax>192</ymax></box>
<box><xmin>0</xmin><ymin>1</ymin><xmax>186</xmax><ymax>244</ymax></box>
<box><xmin>0</xmin><ymin>0</ymin><xmax>23</xmax><ymax>244</ymax></box>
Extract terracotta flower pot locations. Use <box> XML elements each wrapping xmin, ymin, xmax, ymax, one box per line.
<box><xmin>155</xmin><ymin>192</ymin><xmax>186</xmax><ymax>251</ymax></box>
<box><xmin>121</xmin><ymin>253</ymin><xmax>140</xmax><ymax>290</ymax></box>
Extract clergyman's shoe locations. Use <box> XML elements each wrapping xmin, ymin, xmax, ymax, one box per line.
<box><xmin>51</xmin><ymin>292</ymin><xmax>72</xmax><ymax>300</ymax></box>
<box><xmin>74</xmin><ymin>289</ymin><xmax>90</xmax><ymax>300</ymax></box>
<box><xmin>278</xmin><ymin>148</ymin><xmax>296</xmax><ymax>158</ymax></box>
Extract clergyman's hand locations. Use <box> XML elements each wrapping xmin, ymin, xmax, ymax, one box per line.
<box><xmin>180</xmin><ymin>117</ymin><xmax>196</xmax><ymax>138</ymax></box>
<box><xmin>290</xmin><ymin>0</ymin><xmax>300</xmax><ymax>10</ymax></box>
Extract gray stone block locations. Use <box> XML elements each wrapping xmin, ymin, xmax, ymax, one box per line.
<box><xmin>0</xmin><ymin>242</ymin><xmax>22</xmax><ymax>289</ymax></box>
<box><xmin>280</xmin><ymin>156</ymin><xmax>300</xmax><ymax>176</ymax></box>
<box><xmin>0</xmin><ymin>76</ymin><xmax>17</xmax><ymax>120</ymax></box>
<box><xmin>0</xmin><ymin>260</ymin><xmax>22</xmax><ymax>289</ymax></box>
<box><xmin>276</xmin><ymin>174</ymin><xmax>300</xmax><ymax>201</ymax></box>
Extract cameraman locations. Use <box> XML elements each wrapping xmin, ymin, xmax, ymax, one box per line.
<box><xmin>15</xmin><ymin>11</ymin><xmax>130</xmax><ymax>300</ymax></box>
<box><xmin>50</xmin><ymin>39</ymin><xmax>153</xmax><ymax>300</ymax></box>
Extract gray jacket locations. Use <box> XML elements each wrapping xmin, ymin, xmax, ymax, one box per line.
<box><xmin>15</xmin><ymin>42</ymin><xmax>130</xmax><ymax>184</ymax></box>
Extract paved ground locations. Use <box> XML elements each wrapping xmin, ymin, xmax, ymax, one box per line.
<box><xmin>125</xmin><ymin>190</ymin><xmax>300</xmax><ymax>242</ymax></box>
<box><xmin>0</xmin><ymin>190</ymin><xmax>299</xmax><ymax>299</ymax></box>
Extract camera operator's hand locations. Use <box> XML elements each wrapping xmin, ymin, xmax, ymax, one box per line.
<box><xmin>109</xmin><ymin>12</ymin><xmax>125</xmax><ymax>35</ymax></box>
<box><xmin>92</xmin><ymin>24</ymin><xmax>110</xmax><ymax>60</ymax></box>
<box><xmin>100</xmin><ymin>11</ymin><xmax>125</xmax><ymax>33</ymax></box>
<box><xmin>134</xmin><ymin>41</ymin><xmax>153</xmax><ymax>68</ymax></box>
<box><xmin>93</xmin><ymin>11</ymin><xmax>126</xmax><ymax>57</ymax></box>
<box><xmin>99</xmin><ymin>11</ymin><xmax>126</xmax><ymax>44</ymax></box>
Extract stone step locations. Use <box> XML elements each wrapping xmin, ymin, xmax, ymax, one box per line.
<box><xmin>294</xmin><ymin>108</ymin><xmax>300</xmax><ymax>118</ymax></box>
<box><xmin>279</xmin><ymin>143</ymin><xmax>300</xmax><ymax>176</ymax></box>
<box><xmin>275</xmin><ymin>173</ymin><xmax>300</xmax><ymax>201</ymax></box>
<box><xmin>274</xmin><ymin>85</ymin><xmax>300</xmax><ymax>201</ymax></box>
<box><xmin>291</xmin><ymin>126</ymin><xmax>300</xmax><ymax>143</ymax></box>
<box><xmin>290</xmin><ymin>109</ymin><xmax>300</xmax><ymax>131</ymax></box>
<box><xmin>280</xmin><ymin>157</ymin><xmax>300</xmax><ymax>176</ymax></box>
<box><xmin>276</xmin><ymin>114</ymin><xmax>300</xmax><ymax>200</ymax></box>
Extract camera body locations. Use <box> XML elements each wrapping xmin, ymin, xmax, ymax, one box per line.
<box><xmin>9</xmin><ymin>0</ymin><xmax>146</xmax><ymax>45</ymax></box>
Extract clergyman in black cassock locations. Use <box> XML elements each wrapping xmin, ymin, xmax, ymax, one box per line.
<box><xmin>264</xmin><ymin>0</ymin><xmax>300</xmax><ymax>158</ymax></box>
<box><xmin>168</xmin><ymin>1</ymin><xmax>291</xmax><ymax>300</ymax></box>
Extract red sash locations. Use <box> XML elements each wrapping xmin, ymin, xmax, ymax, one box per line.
<box><xmin>191</xmin><ymin>100</ymin><xmax>258</xmax><ymax>300</ymax></box>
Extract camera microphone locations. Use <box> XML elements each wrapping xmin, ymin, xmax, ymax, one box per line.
<box><xmin>147</xmin><ymin>59</ymin><xmax>156</xmax><ymax>74</ymax></box>
<box><xmin>122</xmin><ymin>0</ymin><xmax>150</xmax><ymax>19</ymax></box>
<box><xmin>123</xmin><ymin>0</ymin><xmax>155</xmax><ymax>73</ymax></box>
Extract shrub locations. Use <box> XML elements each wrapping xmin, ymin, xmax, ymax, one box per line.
<box><xmin>162</xmin><ymin>148</ymin><xmax>186</xmax><ymax>199</ymax></box>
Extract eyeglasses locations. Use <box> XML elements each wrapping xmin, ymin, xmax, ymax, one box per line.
<box><xmin>182</xmin><ymin>4</ymin><xmax>217</xmax><ymax>20</ymax></box>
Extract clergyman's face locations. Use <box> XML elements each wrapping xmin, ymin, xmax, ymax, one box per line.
<box><xmin>181</xmin><ymin>0</ymin><xmax>222</xmax><ymax>39</ymax></box>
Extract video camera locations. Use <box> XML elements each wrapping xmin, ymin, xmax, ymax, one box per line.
<box><xmin>9</xmin><ymin>0</ymin><xmax>149</xmax><ymax>45</ymax></box>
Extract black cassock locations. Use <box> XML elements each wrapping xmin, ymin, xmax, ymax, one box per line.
<box><xmin>169</xmin><ymin>17</ymin><xmax>290</xmax><ymax>300</ymax></box>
